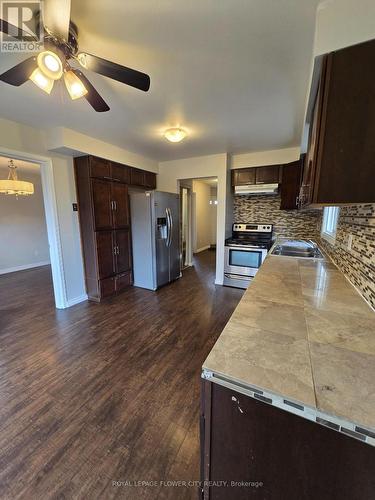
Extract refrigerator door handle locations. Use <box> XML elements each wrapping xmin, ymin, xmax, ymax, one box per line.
<box><xmin>168</xmin><ymin>208</ymin><xmax>173</xmax><ymax>247</ymax></box>
<box><xmin>165</xmin><ymin>208</ymin><xmax>171</xmax><ymax>247</ymax></box>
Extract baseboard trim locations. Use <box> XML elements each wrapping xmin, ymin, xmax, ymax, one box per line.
<box><xmin>0</xmin><ymin>261</ymin><xmax>50</xmax><ymax>275</ymax></box>
<box><xmin>194</xmin><ymin>245</ymin><xmax>210</xmax><ymax>254</ymax></box>
<box><xmin>66</xmin><ymin>294</ymin><xmax>88</xmax><ymax>307</ymax></box>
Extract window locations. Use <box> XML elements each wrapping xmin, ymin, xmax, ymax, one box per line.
<box><xmin>321</xmin><ymin>207</ymin><xmax>340</xmax><ymax>244</ymax></box>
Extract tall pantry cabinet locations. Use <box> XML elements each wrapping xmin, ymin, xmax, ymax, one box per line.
<box><xmin>74</xmin><ymin>156</ymin><xmax>133</xmax><ymax>301</ymax></box>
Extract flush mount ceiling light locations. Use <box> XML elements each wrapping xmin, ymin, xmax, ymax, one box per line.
<box><xmin>164</xmin><ymin>128</ymin><xmax>187</xmax><ymax>143</ymax></box>
<box><xmin>0</xmin><ymin>160</ymin><xmax>34</xmax><ymax>196</ymax></box>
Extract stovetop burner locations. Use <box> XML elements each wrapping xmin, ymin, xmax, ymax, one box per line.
<box><xmin>226</xmin><ymin>223</ymin><xmax>274</xmax><ymax>249</ymax></box>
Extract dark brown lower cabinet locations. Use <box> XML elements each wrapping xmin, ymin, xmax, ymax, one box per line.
<box><xmin>201</xmin><ymin>380</ymin><xmax>375</xmax><ymax>500</ymax></box>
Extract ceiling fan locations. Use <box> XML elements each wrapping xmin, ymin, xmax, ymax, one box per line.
<box><xmin>0</xmin><ymin>0</ymin><xmax>150</xmax><ymax>112</ymax></box>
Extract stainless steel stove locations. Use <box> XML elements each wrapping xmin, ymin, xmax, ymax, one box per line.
<box><xmin>224</xmin><ymin>223</ymin><xmax>273</xmax><ymax>289</ymax></box>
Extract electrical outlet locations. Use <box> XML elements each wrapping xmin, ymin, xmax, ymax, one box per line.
<box><xmin>347</xmin><ymin>234</ymin><xmax>353</xmax><ymax>250</ymax></box>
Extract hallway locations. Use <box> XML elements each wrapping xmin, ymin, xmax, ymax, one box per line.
<box><xmin>0</xmin><ymin>251</ymin><xmax>243</xmax><ymax>499</ymax></box>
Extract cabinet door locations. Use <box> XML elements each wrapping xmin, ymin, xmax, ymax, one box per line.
<box><xmin>89</xmin><ymin>156</ymin><xmax>111</xmax><ymax>179</ymax></box>
<box><xmin>99</xmin><ymin>276</ymin><xmax>116</xmax><ymax>297</ymax></box>
<box><xmin>96</xmin><ymin>231</ymin><xmax>115</xmax><ymax>279</ymax></box>
<box><xmin>256</xmin><ymin>165</ymin><xmax>280</xmax><ymax>184</ymax></box>
<box><xmin>115</xmin><ymin>271</ymin><xmax>132</xmax><ymax>292</ymax></box>
<box><xmin>112</xmin><ymin>182</ymin><xmax>129</xmax><ymax>228</ymax></box>
<box><xmin>144</xmin><ymin>171</ymin><xmax>156</xmax><ymax>189</ymax></box>
<box><xmin>115</xmin><ymin>228</ymin><xmax>132</xmax><ymax>274</ymax></box>
<box><xmin>232</xmin><ymin>168</ymin><xmax>256</xmax><ymax>186</ymax></box>
<box><xmin>111</xmin><ymin>162</ymin><xmax>130</xmax><ymax>184</ymax></box>
<box><xmin>91</xmin><ymin>179</ymin><xmax>113</xmax><ymax>230</ymax></box>
<box><xmin>280</xmin><ymin>160</ymin><xmax>302</xmax><ymax>210</ymax></box>
<box><xmin>130</xmin><ymin>168</ymin><xmax>145</xmax><ymax>186</ymax></box>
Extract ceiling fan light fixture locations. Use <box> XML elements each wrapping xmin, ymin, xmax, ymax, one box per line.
<box><xmin>64</xmin><ymin>70</ymin><xmax>88</xmax><ymax>100</ymax></box>
<box><xmin>29</xmin><ymin>68</ymin><xmax>54</xmax><ymax>94</ymax></box>
<box><xmin>37</xmin><ymin>50</ymin><xmax>63</xmax><ymax>80</ymax></box>
<box><xmin>164</xmin><ymin>128</ymin><xmax>187</xmax><ymax>143</ymax></box>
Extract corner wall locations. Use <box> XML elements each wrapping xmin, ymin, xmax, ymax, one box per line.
<box><xmin>0</xmin><ymin>117</ymin><xmax>86</xmax><ymax>305</ymax></box>
<box><xmin>158</xmin><ymin>153</ymin><xmax>229</xmax><ymax>284</ymax></box>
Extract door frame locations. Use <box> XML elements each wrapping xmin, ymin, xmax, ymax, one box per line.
<box><xmin>179</xmin><ymin>183</ymin><xmax>193</xmax><ymax>268</ymax></box>
<box><xmin>0</xmin><ymin>146</ymin><xmax>68</xmax><ymax>309</ymax></box>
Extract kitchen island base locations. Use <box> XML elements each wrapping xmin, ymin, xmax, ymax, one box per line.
<box><xmin>200</xmin><ymin>380</ymin><xmax>375</xmax><ymax>500</ymax></box>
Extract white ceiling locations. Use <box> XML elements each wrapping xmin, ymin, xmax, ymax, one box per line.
<box><xmin>0</xmin><ymin>0</ymin><xmax>320</xmax><ymax>161</ymax></box>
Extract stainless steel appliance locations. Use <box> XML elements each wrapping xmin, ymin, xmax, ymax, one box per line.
<box><xmin>130</xmin><ymin>191</ymin><xmax>181</xmax><ymax>290</ymax></box>
<box><xmin>224</xmin><ymin>223</ymin><xmax>273</xmax><ymax>289</ymax></box>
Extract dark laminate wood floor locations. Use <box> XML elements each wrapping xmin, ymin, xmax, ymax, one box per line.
<box><xmin>0</xmin><ymin>251</ymin><xmax>243</xmax><ymax>499</ymax></box>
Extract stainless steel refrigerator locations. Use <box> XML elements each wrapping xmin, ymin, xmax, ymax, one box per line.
<box><xmin>130</xmin><ymin>191</ymin><xmax>181</xmax><ymax>290</ymax></box>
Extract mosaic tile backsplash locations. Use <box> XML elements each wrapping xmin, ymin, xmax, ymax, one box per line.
<box><xmin>318</xmin><ymin>204</ymin><xmax>375</xmax><ymax>310</ymax></box>
<box><xmin>233</xmin><ymin>194</ymin><xmax>320</xmax><ymax>239</ymax></box>
<box><xmin>233</xmin><ymin>195</ymin><xmax>375</xmax><ymax>309</ymax></box>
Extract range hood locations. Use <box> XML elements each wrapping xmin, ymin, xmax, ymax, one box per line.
<box><xmin>234</xmin><ymin>183</ymin><xmax>279</xmax><ymax>195</ymax></box>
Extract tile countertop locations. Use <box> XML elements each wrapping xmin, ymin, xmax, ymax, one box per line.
<box><xmin>203</xmin><ymin>249</ymin><xmax>375</xmax><ymax>445</ymax></box>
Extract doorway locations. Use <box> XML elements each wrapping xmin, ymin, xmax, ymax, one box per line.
<box><xmin>179</xmin><ymin>177</ymin><xmax>218</xmax><ymax>278</ymax></box>
<box><xmin>180</xmin><ymin>184</ymin><xmax>192</xmax><ymax>269</ymax></box>
<box><xmin>0</xmin><ymin>148</ymin><xmax>67</xmax><ymax>308</ymax></box>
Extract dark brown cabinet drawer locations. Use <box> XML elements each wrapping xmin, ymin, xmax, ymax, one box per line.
<box><xmin>116</xmin><ymin>271</ymin><xmax>132</xmax><ymax>292</ymax></box>
<box><xmin>99</xmin><ymin>276</ymin><xmax>116</xmax><ymax>297</ymax></box>
<box><xmin>256</xmin><ymin>165</ymin><xmax>280</xmax><ymax>184</ymax></box>
<box><xmin>111</xmin><ymin>162</ymin><xmax>130</xmax><ymax>184</ymax></box>
<box><xmin>130</xmin><ymin>168</ymin><xmax>145</xmax><ymax>186</ymax></box>
<box><xmin>89</xmin><ymin>156</ymin><xmax>111</xmax><ymax>179</ymax></box>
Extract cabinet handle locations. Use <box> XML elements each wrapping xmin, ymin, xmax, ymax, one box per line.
<box><xmin>117</xmin><ymin>245</ymin><xmax>120</xmax><ymax>255</ymax></box>
<box><xmin>103</xmin><ymin>176</ymin><xmax>112</xmax><ymax>180</ymax></box>
<box><xmin>113</xmin><ymin>246</ymin><xmax>117</xmax><ymax>255</ymax></box>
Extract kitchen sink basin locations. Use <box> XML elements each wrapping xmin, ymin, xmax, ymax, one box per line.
<box><xmin>270</xmin><ymin>240</ymin><xmax>324</xmax><ymax>259</ymax></box>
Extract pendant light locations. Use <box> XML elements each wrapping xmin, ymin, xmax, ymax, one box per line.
<box><xmin>0</xmin><ymin>160</ymin><xmax>34</xmax><ymax>196</ymax></box>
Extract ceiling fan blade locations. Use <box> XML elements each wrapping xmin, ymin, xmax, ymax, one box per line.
<box><xmin>72</xmin><ymin>69</ymin><xmax>110</xmax><ymax>112</ymax></box>
<box><xmin>43</xmin><ymin>0</ymin><xmax>71</xmax><ymax>40</ymax></box>
<box><xmin>0</xmin><ymin>18</ymin><xmax>37</xmax><ymax>40</ymax></box>
<box><xmin>0</xmin><ymin>56</ymin><xmax>37</xmax><ymax>86</ymax></box>
<box><xmin>77</xmin><ymin>53</ymin><xmax>150</xmax><ymax>92</ymax></box>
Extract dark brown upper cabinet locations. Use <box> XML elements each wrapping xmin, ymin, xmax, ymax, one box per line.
<box><xmin>255</xmin><ymin>165</ymin><xmax>281</xmax><ymax>184</ymax></box>
<box><xmin>110</xmin><ymin>162</ymin><xmax>130</xmax><ymax>184</ymax></box>
<box><xmin>231</xmin><ymin>165</ymin><xmax>281</xmax><ymax>187</ymax></box>
<box><xmin>301</xmin><ymin>39</ymin><xmax>375</xmax><ymax>207</ymax></box>
<box><xmin>231</xmin><ymin>168</ymin><xmax>255</xmax><ymax>186</ymax></box>
<box><xmin>130</xmin><ymin>168</ymin><xmax>146</xmax><ymax>186</ymax></box>
<box><xmin>88</xmin><ymin>156</ymin><xmax>111</xmax><ymax>179</ymax></box>
<box><xmin>280</xmin><ymin>159</ymin><xmax>303</xmax><ymax>210</ymax></box>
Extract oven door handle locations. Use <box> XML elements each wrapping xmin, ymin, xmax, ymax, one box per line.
<box><xmin>224</xmin><ymin>273</ymin><xmax>253</xmax><ymax>281</ymax></box>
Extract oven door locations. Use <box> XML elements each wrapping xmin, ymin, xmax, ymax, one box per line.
<box><xmin>224</xmin><ymin>245</ymin><xmax>266</xmax><ymax>277</ymax></box>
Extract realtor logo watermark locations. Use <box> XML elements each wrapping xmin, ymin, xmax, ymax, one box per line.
<box><xmin>1</xmin><ymin>0</ymin><xmax>43</xmax><ymax>52</ymax></box>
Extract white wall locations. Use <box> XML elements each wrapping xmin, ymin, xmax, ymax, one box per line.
<box><xmin>314</xmin><ymin>0</ymin><xmax>375</xmax><ymax>56</ymax></box>
<box><xmin>0</xmin><ymin>167</ymin><xmax>50</xmax><ymax>273</ymax></box>
<box><xmin>46</xmin><ymin>127</ymin><xmax>158</xmax><ymax>173</ymax></box>
<box><xmin>158</xmin><ymin>153</ymin><xmax>229</xmax><ymax>284</ymax></box>
<box><xmin>231</xmin><ymin>147</ymin><xmax>300</xmax><ymax>169</ymax></box>
<box><xmin>0</xmin><ymin>117</ymin><xmax>86</xmax><ymax>305</ymax></box>
<box><xmin>192</xmin><ymin>180</ymin><xmax>212</xmax><ymax>252</ymax></box>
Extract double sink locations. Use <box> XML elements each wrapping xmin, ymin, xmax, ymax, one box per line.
<box><xmin>270</xmin><ymin>240</ymin><xmax>324</xmax><ymax>259</ymax></box>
